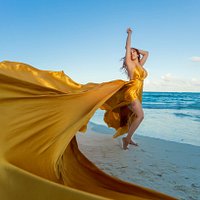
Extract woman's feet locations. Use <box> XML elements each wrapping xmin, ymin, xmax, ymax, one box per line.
<box><xmin>129</xmin><ymin>139</ymin><xmax>138</xmax><ymax>146</ymax></box>
<box><xmin>122</xmin><ymin>137</ymin><xmax>129</xmax><ymax>150</ymax></box>
<box><xmin>122</xmin><ymin>137</ymin><xmax>138</xmax><ymax>150</ymax></box>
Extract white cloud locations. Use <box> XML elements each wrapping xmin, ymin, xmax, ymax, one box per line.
<box><xmin>144</xmin><ymin>74</ymin><xmax>200</xmax><ymax>92</ymax></box>
<box><xmin>191</xmin><ymin>78</ymin><xmax>200</xmax><ymax>86</ymax></box>
<box><xmin>161</xmin><ymin>73</ymin><xmax>173</xmax><ymax>81</ymax></box>
<box><xmin>161</xmin><ymin>73</ymin><xmax>185</xmax><ymax>84</ymax></box>
<box><xmin>190</xmin><ymin>56</ymin><xmax>200</xmax><ymax>62</ymax></box>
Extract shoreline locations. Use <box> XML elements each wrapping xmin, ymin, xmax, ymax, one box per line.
<box><xmin>76</xmin><ymin>123</ymin><xmax>200</xmax><ymax>200</ymax></box>
<box><xmin>89</xmin><ymin>121</ymin><xmax>200</xmax><ymax>148</ymax></box>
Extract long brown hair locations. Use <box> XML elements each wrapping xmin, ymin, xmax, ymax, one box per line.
<box><xmin>120</xmin><ymin>48</ymin><xmax>141</xmax><ymax>78</ymax></box>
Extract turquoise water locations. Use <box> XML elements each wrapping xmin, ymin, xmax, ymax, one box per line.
<box><xmin>90</xmin><ymin>92</ymin><xmax>200</xmax><ymax>147</ymax></box>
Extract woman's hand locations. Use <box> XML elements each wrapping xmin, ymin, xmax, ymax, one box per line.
<box><xmin>127</xmin><ymin>28</ymin><xmax>132</xmax><ymax>34</ymax></box>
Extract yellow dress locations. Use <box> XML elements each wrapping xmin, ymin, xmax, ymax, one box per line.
<box><xmin>0</xmin><ymin>61</ymin><xmax>176</xmax><ymax>200</ymax></box>
<box><xmin>102</xmin><ymin>65</ymin><xmax>148</xmax><ymax>138</ymax></box>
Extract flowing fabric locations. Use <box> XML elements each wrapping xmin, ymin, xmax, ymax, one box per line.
<box><xmin>0</xmin><ymin>61</ymin><xmax>176</xmax><ymax>200</ymax></box>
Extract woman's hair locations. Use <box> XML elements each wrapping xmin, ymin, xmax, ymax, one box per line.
<box><xmin>120</xmin><ymin>48</ymin><xmax>141</xmax><ymax>78</ymax></box>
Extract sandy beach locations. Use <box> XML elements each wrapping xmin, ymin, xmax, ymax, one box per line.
<box><xmin>76</xmin><ymin>122</ymin><xmax>200</xmax><ymax>200</ymax></box>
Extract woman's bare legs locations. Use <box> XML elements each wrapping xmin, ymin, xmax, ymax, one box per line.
<box><xmin>122</xmin><ymin>99</ymin><xmax>144</xmax><ymax>150</ymax></box>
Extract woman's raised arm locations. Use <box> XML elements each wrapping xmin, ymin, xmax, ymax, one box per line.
<box><xmin>125</xmin><ymin>28</ymin><xmax>132</xmax><ymax>65</ymax></box>
<box><xmin>138</xmin><ymin>49</ymin><xmax>149</xmax><ymax>66</ymax></box>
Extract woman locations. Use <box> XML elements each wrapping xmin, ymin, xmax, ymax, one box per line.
<box><xmin>0</xmin><ymin>31</ymin><xmax>176</xmax><ymax>199</ymax></box>
<box><xmin>120</xmin><ymin>27</ymin><xmax>149</xmax><ymax>150</ymax></box>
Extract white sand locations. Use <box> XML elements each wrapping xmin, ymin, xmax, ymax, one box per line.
<box><xmin>76</xmin><ymin>123</ymin><xmax>200</xmax><ymax>200</ymax></box>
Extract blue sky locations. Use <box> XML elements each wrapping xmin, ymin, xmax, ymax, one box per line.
<box><xmin>1</xmin><ymin>0</ymin><xmax>200</xmax><ymax>91</ymax></box>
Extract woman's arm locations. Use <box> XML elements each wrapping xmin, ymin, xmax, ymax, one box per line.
<box><xmin>138</xmin><ymin>49</ymin><xmax>149</xmax><ymax>66</ymax></box>
<box><xmin>125</xmin><ymin>28</ymin><xmax>132</xmax><ymax>65</ymax></box>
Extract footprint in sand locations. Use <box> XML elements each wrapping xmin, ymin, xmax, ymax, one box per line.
<box><xmin>191</xmin><ymin>183</ymin><xmax>200</xmax><ymax>189</ymax></box>
<box><xmin>174</xmin><ymin>185</ymin><xmax>187</xmax><ymax>192</ymax></box>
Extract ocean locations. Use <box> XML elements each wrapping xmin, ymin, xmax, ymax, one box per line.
<box><xmin>90</xmin><ymin>92</ymin><xmax>200</xmax><ymax>147</ymax></box>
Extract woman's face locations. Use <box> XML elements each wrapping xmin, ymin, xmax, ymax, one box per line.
<box><xmin>131</xmin><ymin>49</ymin><xmax>139</xmax><ymax>60</ymax></box>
